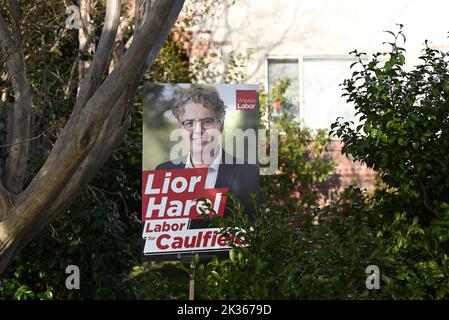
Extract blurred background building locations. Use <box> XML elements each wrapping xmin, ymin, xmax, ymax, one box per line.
<box><xmin>175</xmin><ymin>0</ymin><xmax>449</xmax><ymax>199</ymax></box>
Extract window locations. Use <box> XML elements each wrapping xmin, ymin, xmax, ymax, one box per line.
<box><xmin>266</xmin><ymin>57</ymin><xmax>359</xmax><ymax>129</ymax></box>
<box><xmin>302</xmin><ymin>58</ymin><xmax>358</xmax><ymax>130</ymax></box>
<box><xmin>267</xmin><ymin>58</ymin><xmax>300</xmax><ymax>121</ymax></box>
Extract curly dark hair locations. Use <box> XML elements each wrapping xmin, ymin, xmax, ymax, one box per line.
<box><xmin>172</xmin><ymin>85</ymin><xmax>226</xmax><ymax>122</ymax></box>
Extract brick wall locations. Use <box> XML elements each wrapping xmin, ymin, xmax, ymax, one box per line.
<box><xmin>318</xmin><ymin>140</ymin><xmax>377</xmax><ymax>203</ymax></box>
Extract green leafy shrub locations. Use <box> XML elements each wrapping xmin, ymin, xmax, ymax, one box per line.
<box><xmin>188</xmin><ymin>27</ymin><xmax>449</xmax><ymax>300</ymax></box>
<box><xmin>188</xmin><ymin>187</ymin><xmax>388</xmax><ymax>299</ymax></box>
<box><xmin>259</xmin><ymin>79</ymin><xmax>336</xmax><ymax>214</ymax></box>
<box><xmin>331</xmin><ymin>25</ymin><xmax>449</xmax><ymax>223</ymax></box>
<box><xmin>330</xmin><ymin>25</ymin><xmax>449</xmax><ymax>299</ymax></box>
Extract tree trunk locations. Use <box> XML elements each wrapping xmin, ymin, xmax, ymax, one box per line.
<box><xmin>0</xmin><ymin>4</ymin><xmax>32</xmax><ymax>195</ymax></box>
<box><xmin>0</xmin><ymin>0</ymin><xmax>185</xmax><ymax>274</ymax></box>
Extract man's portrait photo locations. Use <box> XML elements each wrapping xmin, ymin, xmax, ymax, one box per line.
<box><xmin>143</xmin><ymin>83</ymin><xmax>260</xmax><ymax>221</ymax></box>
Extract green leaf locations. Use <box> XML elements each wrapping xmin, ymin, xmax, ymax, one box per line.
<box><xmin>229</xmin><ymin>249</ymin><xmax>235</xmax><ymax>262</ymax></box>
<box><xmin>210</xmin><ymin>271</ymin><xmax>220</xmax><ymax>280</ymax></box>
<box><xmin>428</xmin><ymin>260</ymin><xmax>439</xmax><ymax>270</ymax></box>
<box><xmin>381</xmin><ymin>274</ymin><xmax>393</xmax><ymax>285</ymax></box>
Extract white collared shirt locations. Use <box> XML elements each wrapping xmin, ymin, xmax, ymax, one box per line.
<box><xmin>185</xmin><ymin>148</ymin><xmax>222</xmax><ymax>189</ymax></box>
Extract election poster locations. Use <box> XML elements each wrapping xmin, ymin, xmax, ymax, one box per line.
<box><xmin>142</xmin><ymin>83</ymin><xmax>260</xmax><ymax>261</ymax></box>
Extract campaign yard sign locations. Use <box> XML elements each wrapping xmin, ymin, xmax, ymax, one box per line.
<box><xmin>142</xmin><ymin>168</ymin><xmax>235</xmax><ymax>259</ymax></box>
<box><xmin>141</xmin><ymin>83</ymin><xmax>260</xmax><ymax>261</ymax></box>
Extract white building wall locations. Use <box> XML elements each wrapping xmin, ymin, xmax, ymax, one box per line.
<box><xmin>190</xmin><ymin>0</ymin><xmax>449</xmax><ymax>129</ymax></box>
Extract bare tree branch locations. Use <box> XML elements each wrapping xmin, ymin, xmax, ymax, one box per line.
<box><xmin>108</xmin><ymin>0</ymin><xmax>135</xmax><ymax>74</ymax></box>
<box><xmin>0</xmin><ymin>10</ymin><xmax>32</xmax><ymax>194</ymax></box>
<box><xmin>8</xmin><ymin>0</ymin><xmax>20</xmax><ymax>40</ymax></box>
<box><xmin>74</xmin><ymin>0</ymin><xmax>121</xmax><ymax>114</ymax></box>
<box><xmin>78</xmin><ymin>0</ymin><xmax>96</xmax><ymax>84</ymax></box>
<box><xmin>64</xmin><ymin>56</ymin><xmax>79</xmax><ymax>99</ymax></box>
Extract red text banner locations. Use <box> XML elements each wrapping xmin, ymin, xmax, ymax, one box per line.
<box><xmin>142</xmin><ymin>168</ymin><xmax>228</xmax><ymax>221</ymax></box>
<box><xmin>141</xmin><ymin>168</ymin><xmax>230</xmax><ymax>258</ymax></box>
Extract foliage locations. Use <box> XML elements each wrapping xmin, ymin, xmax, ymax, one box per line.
<box><xmin>182</xmin><ymin>28</ymin><xmax>449</xmax><ymax>300</ymax></box>
<box><xmin>181</xmin><ymin>84</ymin><xmax>379</xmax><ymax>299</ymax></box>
<box><xmin>330</xmin><ymin>25</ymin><xmax>449</xmax><ymax>223</ymax></box>
<box><xmin>260</xmin><ymin>80</ymin><xmax>336</xmax><ymax>213</ymax></box>
<box><xmin>223</xmin><ymin>49</ymin><xmax>254</xmax><ymax>84</ymax></box>
<box><xmin>146</xmin><ymin>32</ymin><xmax>192</xmax><ymax>83</ymax></box>
<box><xmin>329</xmin><ymin>25</ymin><xmax>449</xmax><ymax>299</ymax></box>
<box><xmin>178</xmin><ymin>186</ymin><xmax>385</xmax><ymax>299</ymax></box>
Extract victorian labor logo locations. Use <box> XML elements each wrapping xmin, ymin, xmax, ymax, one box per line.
<box><xmin>236</xmin><ymin>90</ymin><xmax>257</xmax><ymax>110</ymax></box>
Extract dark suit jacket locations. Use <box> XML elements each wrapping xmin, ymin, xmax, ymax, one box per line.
<box><xmin>155</xmin><ymin>149</ymin><xmax>259</xmax><ymax>222</ymax></box>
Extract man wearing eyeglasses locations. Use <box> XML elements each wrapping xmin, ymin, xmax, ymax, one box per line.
<box><xmin>155</xmin><ymin>86</ymin><xmax>259</xmax><ymax>222</ymax></box>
